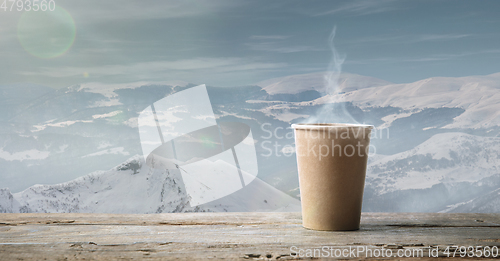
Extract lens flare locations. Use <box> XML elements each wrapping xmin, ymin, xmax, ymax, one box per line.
<box><xmin>200</xmin><ymin>136</ymin><xmax>217</xmax><ymax>148</ymax></box>
<box><xmin>17</xmin><ymin>6</ymin><xmax>76</xmax><ymax>59</ymax></box>
<box><xmin>108</xmin><ymin>111</ymin><xmax>127</xmax><ymax>125</ymax></box>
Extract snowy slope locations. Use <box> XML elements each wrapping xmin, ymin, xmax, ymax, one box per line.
<box><xmin>256</xmin><ymin>72</ymin><xmax>392</xmax><ymax>95</ymax></box>
<box><xmin>2</xmin><ymin>72</ymin><xmax>500</xmax><ymax>213</ymax></box>
<box><xmin>440</xmin><ymin>188</ymin><xmax>500</xmax><ymax>213</ymax></box>
<box><xmin>323</xmin><ymin>73</ymin><xmax>500</xmax><ymax>129</ymax></box>
<box><xmin>367</xmin><ymin>132</ymin><xmax>500</xmax><ymax>193</ymax></box>
<box><xmin>0</xmin><ymin>81</ymin><xmax>194</xmax><ymax>193</ymax></box>
<box><xmin>0</xmin><ymin>188</ymin><xmax>19</xmax><ymax>213</ymax></box>
<box><xmin>257</xmin><ymin>72</ymin><xmax>500</xmax><ymax>129</ymax></box>
<box><xmin>363</xmin><ymin>132</ymin><xmax>500</xmax><ymax>212</ymax></box>
<box><xmin>4</xmin><ymin>156</ymin><xmax>300</xmax><ymax>213</ymax></box>
<box><xmin>0</xmin><ymin>83</ymin><xmax>54</xmax><ymax>122</ymax></box>
<box><xmin>74</xmin><ymin>81</ymin><xmax>188</xmax><ymax>108</ymax></box>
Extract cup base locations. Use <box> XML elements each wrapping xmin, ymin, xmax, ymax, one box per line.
<box><xmin>302</xmin><ymin>223</ymin><xmax>360</xmax><ymax>231</ymax></box>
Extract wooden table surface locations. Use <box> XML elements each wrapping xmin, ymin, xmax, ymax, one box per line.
<box><xmin>1</xmin><ymin>212</ymin><xmax>500</xmax><ymax>260</ymax></box>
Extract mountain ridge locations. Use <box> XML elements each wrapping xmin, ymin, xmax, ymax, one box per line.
<box><xmin>1</xmin><ymin>71</ymin><xmax>500</xmax><ymax>213</ymax></box>
<box><xmin>0</xmin><ymin>155</ymin><xmax>301</xmax><ymax>213</ymax></box>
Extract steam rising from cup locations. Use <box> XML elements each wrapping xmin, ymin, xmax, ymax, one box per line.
<box><xmin>324</xmin><ymin>26</ymin><xmax>345</xmax><ymax>96</ymax></box>
<box><xmin>302</xmin><ymin>26</ymin><xmax>358</xmax><ymax>124</ymax></box>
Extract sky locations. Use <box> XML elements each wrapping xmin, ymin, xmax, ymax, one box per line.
<box><xmin>1</xmin><ymin>0</ymin><xmax>500</xmax><ymax>88</ymax></box>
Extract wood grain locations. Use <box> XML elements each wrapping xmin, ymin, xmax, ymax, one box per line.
<box><xmin>1</xmin><ymin>213</ymin><xmax>499</xmax><ymax>260</ymax></box>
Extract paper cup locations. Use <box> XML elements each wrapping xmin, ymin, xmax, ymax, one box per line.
<box><xmin>292</xmin><ymin>123</ymin><xmax>373</xmax><ymax>231</ymax></box>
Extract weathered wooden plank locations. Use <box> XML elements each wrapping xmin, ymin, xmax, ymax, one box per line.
<box><xmin>0</xmin><ymin>213</ymin><xmax>499</xmax><ymax>260</ymax></box>
<box><xmin>1</xmin><ymin>212</ymin><xmax>500</xmax><ymax>226</ymax></box>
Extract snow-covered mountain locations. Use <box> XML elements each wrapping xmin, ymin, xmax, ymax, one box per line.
<box><xmin>0</xmin><ymin>82</ymin><xmax>193</xmax><ymax>192</ymax></box>
<box><xmin>0</xmin><ymin>156</ymin><xmax>300</xmax><ymax>213</ymax></box>
<box><xmin>255</xmin><ymin>72</ymin><xmax>500</xmax><ymax>213</ymax></box>
<box><xmin>1</xmin><ymin>71</ymin><xmax>500</xmax><ymax>213</ymax></box>
<box><xmin>313</xmin><ymin>72</ymin><xmax>500</xmax><ymax>129</ymax></box>
<box><xmin>363</xmin><ymin>132</ymin><xmax>500</xmax><ymax>212</ymax></box>
<box><xmin>256</xmin><ymin>72</ymin><xmax>392</xmax><ymax>95</ymax></box>
<box><xmin>440</xmin><ymin>188</ymin><xmax>500</xmax><ymax>213</ymax></box>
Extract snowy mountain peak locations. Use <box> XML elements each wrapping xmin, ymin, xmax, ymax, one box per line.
<box><xmin>367</xmin><ymin>132</ymin><xmax>500</xmax><ymax>201</ymax></box>
<box><xmin>0</xmin><ymin>188</ymin><xmax>17</xmax><ymax>213</ymax></box>
<box><xmin>331</xmin><ymin>73</ymin><xmax>500</xmax><ymax>128</ymax></box>
<box><xmin>4</xmin><ymin>155</ymin><xmax>300</xmax><ymax>213</ymax></box>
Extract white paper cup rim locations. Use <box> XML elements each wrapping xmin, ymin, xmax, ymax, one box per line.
<box><xmin>291</xmin><ymin>123</ymin><xmax>374</xmax><ymax>130</ymax></box>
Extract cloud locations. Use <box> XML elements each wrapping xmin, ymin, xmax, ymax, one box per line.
<box><xmin>20</xmin><ymin>57</ymin><xmax>288</xmax><ymax>78</ymax></box>
<box><xmin>247</xmin><ymin>35</ymin><xmax>322</xmax><ymax>53</ymax></box>
<box><xmin>416</xmin><ymin>34</ymin><xmax>471</xmax><ymax>41</ymax></box>
<box><xmin>245</xmin><ymin>42</ymin><xmax>323</xmax><ymax>53</ymax></box>
<box><xmin>403</xmin><ymin>49</ymin><xmax>500</xmax><ymax>62</ymax></box>
<box><xmin>346</xmin><ymin>34</ymin><xmax>472</xmax><ymax>45</ymax></box>
<box><xmin>250</xmin><ymin>35</ymin><xmax>291</xmax><ymax>40</ymax></box>
<box><xmin>346</xmin><ymin>49</ymin><xmax>500</xmax><ymax>64</ymax></box>
<box><xmin>315</xmin><ymin>0</ymin><xmax>399</xmax><ymax>16</ymax></box>
<box><xmin>63</xmin><ymin>0</ymin><xmax>243</xmax><ymax>23</ymax></box>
